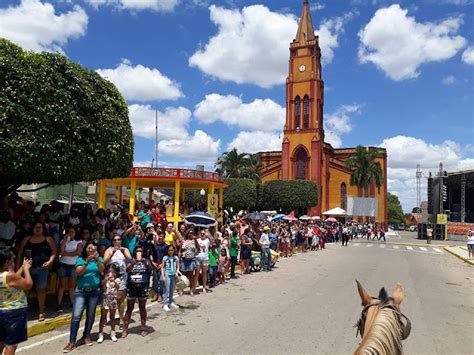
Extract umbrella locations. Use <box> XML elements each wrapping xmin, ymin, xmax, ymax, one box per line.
<box><xmin>322</xmin><ymin>207</ymin><xmax>346</xmax><ymax>216</ymax></box>
<box><xmin>299</xmin><ymin>215</ymin><xmax>311</xmax><ymax>221</ymax></box>
<box><xmin>184</xmin><ymin>211</ymin><xmax>217</xmax><ymax>227</ymax></box>
<box><xmin>311</xmin><ymin>216</ymin><xmax>321</xmax><ymax>220</ymax></box>
<box><xmin>283</xmin><ymin>215</ymin><xmax>298</xmax><ymax>221</ymax></box>
<box><xmin>245</xmin><ymin>211</ymin><xmax>267</xmax><ymax>222</ymax></box>
<box><xmin>271</xmin><ymin>214</ymin><xmax>285</xmax><ymax>221</ymax></box>
<box><xmin>326</xmin><ymin>217</ymin><xmax>337</xmax><ymax>223</ymax></box>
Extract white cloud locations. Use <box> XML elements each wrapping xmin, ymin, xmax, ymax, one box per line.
<box><xmin>86</xmin><ymin>0</ymin><xmax>179</xmax><ymax>12</ymax></box>
<box><xmin>96</xmin><ymin>59</ymin><xmax>183</xmax><ymax>102</ymax></box>
<box><xmin>358</xmin><ymin>4</ymin><xmax>467</xmax><ymax>80</ymax></box>
<box><xmin>0</xmin><ymin>0</ymin><xmax>88</xmax><ymax>52</ymax></box>
<box><xmin>189</xmin><ymin>5</ymin><xmax>351</xmax><ymax>88</ymax></box>
<box><xmin>128</xmin><ymin>104</ymin><xmax>190</xmax><ymax>140</ymax></box>
<box><xmin>158</xmin><ymin>130</ymin><xmax>220</xmax><ymax>162</ymax></box>
<box><xmin>324</xmin><ymin>104</ymin><xmax>361</xmax><ymax>148</ymax></box>
<box><xmin>310</xmin><ymin>2</ymin><xmax>325</xmax><ymax>11</ymax></box>
<box><xmin>194</xmin><ymin>94</ymin><xmax>285</xmax><ymax>131</ymax></box>
<box><xmin>227</xmin><ymin>131</ymin><xmax>281</xmax><ymax>153</ymax></box>
<box><xmin>379</xmin><ymin>135</ymin><xmax>474</xmax><ymax>211</ymax></box>
<box><xmin>442</xmin><ymin>75</ymin><xmax>456</xmax><ymax>85</ymax></box>
<box><xmin>462</xmin><ymin>46</ymin><xmax>474</xmax><ymax>64</ymax></box>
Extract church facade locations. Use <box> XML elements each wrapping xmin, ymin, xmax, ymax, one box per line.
<box><xmin>258</xmin><ymin>0</ymin><xmax>388</xmax><ymax>224</ymax></box>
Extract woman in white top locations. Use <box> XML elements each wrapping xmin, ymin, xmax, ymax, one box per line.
<box><xmin>104</xmin><ymin>235</ymin><xmax>132</xmax><ymax>328</ymax></box>
<box><xmin>57</xmin><ymin>226</ymin><xmax>83</xmax><ymax>312</ymax></box>
<box><xmin>466</xmin><ymin>230</ymin><xmax>474</xmax><ymax>260</ymax></box>
<box><xmin>196</xmin><ymin>230</ymin><xmax>210</xmax><ymax>294</ymax></box>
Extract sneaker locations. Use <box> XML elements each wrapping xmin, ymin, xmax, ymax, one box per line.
<box><xmin>170</xmin><ymin>302</ymin><xmax>179</xmax><ymax>309</ymax></box>
<box><xmin>163</xmin><ymin>305</ymin><xmax>171</xmax><ymax>312</ymax></box>
<box><xmin>110</xmin><ymin>331</ymin><xmax>118</xmax><ymax>342</ymax></box>
<box><xmin>56</xmin><ymin>305</ymin><xmax>63</xmax><ymax>313</ymax></box>
<box><xmin>63</xmin><ymin>343</ymin><xmax>75</xmax><ymax>353</ymax></box>
<box><xmin>97</xmin><ymin>333</ymin><xmax>104</xmax><ymax>344</ymax></box>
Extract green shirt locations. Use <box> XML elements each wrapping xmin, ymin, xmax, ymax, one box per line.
<box><xmin>75</xmin><ymin>257</ymin><xmax>103</xmax><ymax>289</ymax></box>
<box><xmin>138</xmin><ymin>211</ymin><xmax>151</xmax><ymax>230</ymax></box>
<box><xmin>229</xmin><ymin>237</ymin><xmax>239</xmax><ymax>257</ymax></box>
<box><xmin>209</xmin><ymin>248</ymin><xmax>220</xmax><ymax>266</ymax></box>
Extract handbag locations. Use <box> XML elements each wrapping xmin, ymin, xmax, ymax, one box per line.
<box><xmin>175</xmin><ymin>270</ymin><xmax>190</xmax><ymax>291</ymax></box>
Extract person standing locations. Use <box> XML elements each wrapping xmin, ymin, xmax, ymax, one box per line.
<box><xmin>63</xmin><ymin>243</ymin><xmax>104</xmax><ymax>353</ymax></box>
<box><xmin>466</xmin><ymin>230</ymin><xmax>474</xmax><ymax>260</ymax></box>
<box><xmin>259</xmin><ymin>226</ymin><xmax>271</xmax><ymax>271</ymax></box>
<box><xmin>196</xmin><ymin>230</ymin><xmax>210</xmax><ymax>293</ymax></box>
<box><xmin>426</xmin><ymin>225</ymin><xmax>433</xmax><ymax>245</ymax></box>
<box><xmin>161</xmin><ymin>245</ymin><xmax>179</xmax><ymax>312</ymax></box>
<box><xmin>152</xmin><ymin>233</ymin><xmax>168</xmax><ymax>302</ymax></box>
<box><xmin>0</xmin><ymin>248</ymin><xmax>33</xmax><ymax>355</ymax></box>
<box><xmin>16</xmin><ymin>221</ymin><xmax>56</xmax><ymax>322</ymax></box>
<box><xmin>229</xmin><ymin>231</ymin><xmax>239</xmax><ymax>279</ymax></box>
<box><xmin>180</xmin><ymin>230</ymin><xmax>198</xmax><ymax>296</ymax></box>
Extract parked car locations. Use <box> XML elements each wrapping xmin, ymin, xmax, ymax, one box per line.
<box><xmin>409</xmin><ymin>225</ymin><xmax>417</xmax><ymax>232</ymax></box>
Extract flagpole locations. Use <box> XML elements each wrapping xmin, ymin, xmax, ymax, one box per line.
<box><xmin>155</xmin><ymin>108</ymin><xmax>158</xmax><ymax>167</ymax></box>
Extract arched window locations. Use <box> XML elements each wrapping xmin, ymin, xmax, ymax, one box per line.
<box><xmin>341</xmin><ymin>182</ymin><xmax>347</xmax><ymax>210</ymax></box>
<box><xmin>294</xmin><ymin>96</ymin><xmax>301</xmax><ymax>129</ymax></box>
<box><xmin>295</xmin><ymin>147</ymin><xmax>308</xmax><ymax>180</ymax></box>
<box><xmin>303</xmin><ymin>95</ymin><xmax>309</xmax><ymax>129</ymax></box>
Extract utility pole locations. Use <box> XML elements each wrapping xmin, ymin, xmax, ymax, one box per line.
<box><xmin>155</xmin><ymin>108</ymin><xmax>159</xmax><ymax>168</ymax></box>
<box><xmin>416</xmin><ymin>164</ymin><xmax>421</xmax><ymax>212</ymax></box>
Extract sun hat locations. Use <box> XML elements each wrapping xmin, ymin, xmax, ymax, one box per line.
<box><xmin>146</xmin><ymin>222</ymin><xmax>154</xmax><ymax>229</ymax></box>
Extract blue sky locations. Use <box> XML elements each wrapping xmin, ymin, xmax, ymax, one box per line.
<box><xmin>1</xmin><ymin>0</ymin><xmax>473</xmax><ymax>211</ymax></box>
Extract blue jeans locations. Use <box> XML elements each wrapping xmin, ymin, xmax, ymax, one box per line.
<box><xmin>230</xmin><ymin>256</ymin><xmax>238</xmax><ymax>277</ymax></box>
<box><xmin>152</xmin><ymin>268</ymin><xmax>166</xmax><ymax>298</ymax></box>
<box><xmin>208</xmin><ymin>265</ymin><xmax>217</xmax><ymax>287</ymax></box>
<box><xmin>69</xmin><ymin>288</ymin><xmax>101</xmax><ymax>344</ymax></box>
<box><xmin>163</xmin><ymin>275</ymin><xmax>175</xmax><ymax>306</ymax></box>
<box><xmin>261</xmin><ymin>247</ymin><xmax>271</xmax><ymax>271</ymax></box>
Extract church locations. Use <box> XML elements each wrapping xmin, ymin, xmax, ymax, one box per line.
<box><xmin>258</xmin><ymin>0</ymin><xmax>388</xmax><ymax>224</ymax></box>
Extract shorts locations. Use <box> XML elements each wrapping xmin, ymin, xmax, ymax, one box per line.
<box><xmin>30</xmin><ymin>268</ymin><xmax>49</xmax><ymax>289</ymax></box>
<box><xmin>240</xmin><ymin>248</ymin><xmax>251</xmax><ymax>260</ymax></box>
<box><xmin>468</xmin><ymin>244</ymin><xmax>474</xmax><ymax>250</ymax></box>
<box><xmin>195</xmin><ymin>258</ymin><xmax>209</xmax><ymax>267</ymax></box>
<box><xmin>58</xmin><ymin>263</ymin><xmax>77</xmax><ymax>278</ymax></box>
<box><xmin>127</xmin><ymin>285</ymin><xmax>149</xmax><ymax>300</ymax></box>
<box><xmin>118</xmin><ymin>274</ymin><xmax>127</xmax><ymax>291</ymax></box>
<box><xmin>181</xmin><ymin>258</ymin><xmax>196</xmax><ymax>272</ymax></box>
<box><xmin>0</xmin><ymin>308</ymin><xmax>28</xmax><ymax>345</ymax></box>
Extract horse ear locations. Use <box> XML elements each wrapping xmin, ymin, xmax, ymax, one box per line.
<box><xmin>378</xmin><ymin>287</ymin><xmax>388</xmax><ymax>302</ymax></box>
<box><xmin>392</xmin><ymin>283</ymin><xmax>404</xmax><ymax>305</ymax></box>
<box><xmin>356</xmin><ymin>280</ymin><xmax>372</xmax><ymax>306</ymax></box>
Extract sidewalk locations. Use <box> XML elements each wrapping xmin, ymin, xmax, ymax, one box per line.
<box><xmin>444</xmin><ymin>246</ymin><xmax>474</xmax><ymax>265</ymax></box>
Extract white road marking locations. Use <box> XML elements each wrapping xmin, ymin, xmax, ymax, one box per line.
<box><xmin>380</xmin><ymin>244</ymin><xmax>386</xmax><ymax>248</ymax></box>
<box><xmin>419</xmin><ymin>247</ymin><xmax>428</xmax><ymax>251</ymax></box>
<box><xmin>433</xmin><ymin>248</ymin><xmax>443</xmax><ymax>253</ymax></box>
<box><xmin>406</xmin><ymin>246</ymin><xmax>413</xmax><ymax>250</ymax></box>
<box><xmin>393</xmin><ymin>245</ymin><xmax>399</xmax><ymax>249</ymax></box>
<box><xmin>353</xmin><ymin>243</ymin><xmax>360</xmax><ymax>247</ymax></box>
<box><xmin>366</xmin><ymin>244</ymin><xmax>373</xmax><ymax>247</ymax></box>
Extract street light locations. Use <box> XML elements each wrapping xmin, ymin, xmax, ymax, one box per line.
<box><xmin>200</xmin><ymin>189</ymin><xmax>206</xmax><ymax>196</ymax></box>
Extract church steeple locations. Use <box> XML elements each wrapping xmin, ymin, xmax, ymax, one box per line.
<box><xmin>294</xmin><ymin>0</ymin><xmax>315</xmax><ymax>45</ymax></box>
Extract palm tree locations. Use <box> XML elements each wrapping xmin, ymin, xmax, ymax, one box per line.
<box><xmin>344</xmin><ymin>145</ymin><xmax>383</xmax><ymax>197</ymax></box>
<box><xmin>242</xmin><ymin>153</ymin><xmax>262</xmax><ymax>182</ymax></box>
<box><xmin>215</xmin><ymin>148</ymin><xmax>248</xmax><ymax>178</ymax></box>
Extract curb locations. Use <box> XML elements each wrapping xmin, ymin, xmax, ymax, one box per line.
<box><xmin>443</xmin><ymin>247</ymin><xmax>474</xmax><ymax>266</ymax></box>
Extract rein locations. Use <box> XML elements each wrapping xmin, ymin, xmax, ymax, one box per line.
<box><xmin>355</xmin><ymin>299</ymin><xmax>411</xmax><ymax>340</ymax></box>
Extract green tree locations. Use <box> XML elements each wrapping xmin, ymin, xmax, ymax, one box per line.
<box><xmin>344</xmin><ymin>145</ymin><xmax>384</xmax><ymax>197</ymax></box>
<box><xmin>0</xmin><ymin>39</ymin><xmax>134</xmax><ymax>198</ymax></box>
<box><xmin>215</xmin><ymin>149</ymin><xmax>262</xmax><ymax>181</ymax></box>
<box><xmin>260</xmin><ymin>180</ymin><xmax>317</xmax><ymax>211</ymax></box>
<box><xmin>388</xmin><ymin>192</ymin><xmax>405</xmax><ymax>225</ymax></box>
<box><xmin>241</xmin><ymin>153</ymin><xmax>262</xmax><ymax>182</ymax></box>
<box><xmin>223</xmin><ymin>178</ymin><xmax>257</xmax><ymax>211</ymax></box>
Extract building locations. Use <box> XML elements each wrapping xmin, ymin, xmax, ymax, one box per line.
<box><xmin>258</xmin><ymin>0</ymin><xmax>388</xmax><ymax>223</ymax></box>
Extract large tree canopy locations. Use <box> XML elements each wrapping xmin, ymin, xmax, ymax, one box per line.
<box><xmin>223</xmin><ymin>178</ymin><xmax>257</xmax><ymax>211</ymax></box>
<box><xmin>388</xmin><ymin>192</ymin><xmax>405</xmax><ymax>225</ymax></box>
<box><xmin>215</xmin><ymin>148</ymin><xmax>262</xmax><ymax>181</ymax></box>
<box><xmin>0</xmin><ymin>39</ymin><xmax>134</xmax><ymax>197</ymax></box>
<box><xmin>260</xmin><ymin>180</ymin><xmax>318</xmax><ymax>211</ymax></box>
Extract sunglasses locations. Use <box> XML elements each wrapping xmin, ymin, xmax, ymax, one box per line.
<box><xmin>113</xmin><ymin>238</ymin><xmax>121</xmax><ymax>242</ymax></box>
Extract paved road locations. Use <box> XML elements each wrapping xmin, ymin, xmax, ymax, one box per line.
<box><xmin>19</xmin><ymin>238</ymin><xmax>473</xmax><ymax>354</ymax></box>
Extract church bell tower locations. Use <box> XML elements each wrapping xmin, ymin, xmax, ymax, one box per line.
<box><xmin>281</xmin><ymin>0</ymin><xmax>325</xmax><ymax>214</ymax></box>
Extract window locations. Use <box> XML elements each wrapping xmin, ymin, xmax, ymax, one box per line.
<box><xmin>294</xmin><ymin>96</ymin><xmax>301</xmax><ymax>128</ymax></box>
<box><xmin>341</xmin><ymin>182</ymin><xmax>347</xmax><ymax>210</ymax></box>
<box><xmin>303</xmin><ymin>95</ymin><xmax>309</xmax><ymax>129</ymax></box>
<box><xmin>295</xmin><ymin>148</ymin><xmax>308</xmax><ymax>180</ymax></box>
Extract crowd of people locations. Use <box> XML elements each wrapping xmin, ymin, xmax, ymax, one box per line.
<box><xmin>0</xmin><ymin>193</ymin><xmax>388</xmax><ymax>354</ymax></box>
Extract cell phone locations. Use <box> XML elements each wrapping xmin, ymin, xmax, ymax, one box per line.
<box><xmin>135</xmin><ymin>221</ymin><xmax>140</xmax><ymax>225</ymax></box>
<box><xmin>24</xmin><ymin>249</ymin><xmax>32</xmax><ymax>259</ymax></box>
<box><xmin>136</xmin><ymin>251</ymin><xmax>142</xmax><ymax>261</ymax></box>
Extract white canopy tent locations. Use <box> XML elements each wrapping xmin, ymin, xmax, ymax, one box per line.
<box><xmin>322</xmin><ymin>207</ymin><xmax>347</xmax><ymax>216</ymax></box>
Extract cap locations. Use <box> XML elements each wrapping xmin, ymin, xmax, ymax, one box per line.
<box><xmin>263</xmin><ymin>226</ymin><xmax>270</xmax><ymax>231</ymax></box>
<box><xmin>146</xmin><ymin>223</ymin><xmax>154</xmax><ymax>229</ymax></box>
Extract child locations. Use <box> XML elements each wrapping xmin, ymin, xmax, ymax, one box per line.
<box><xmin>98</xmin><ymin>264</ymin><xmax>120</xmax><ymax>343</ymax></box>
<box><xmin>208</xmin><ymin>244</ymin><xmax>219</xmax><ymax>288</ymax></box>
<box><xmin>217</xmin><ymin>248</ymin><xmax>228</xmax><ymax>285</ymax></box>
<box><xmin>161</xmin><ymin>245</ymin><xmax>179</xmax><ymax>312</ymax></box>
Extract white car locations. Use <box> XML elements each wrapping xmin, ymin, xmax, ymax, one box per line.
<box><xmin>409</xmin><ymin>225</ymin><xmax>417</xmax><ymax>232</ymax></box>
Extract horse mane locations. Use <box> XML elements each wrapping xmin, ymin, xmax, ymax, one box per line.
<box><xmin>357</xmin><ymin>307</ymin><xmax>403</xmax><ymax>355</ymax></box>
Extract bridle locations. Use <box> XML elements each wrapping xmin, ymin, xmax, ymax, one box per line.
<box><xmin>355</xmin><ymin>298</ymin><xmax>411</xmax><ymax>340</ymax></box>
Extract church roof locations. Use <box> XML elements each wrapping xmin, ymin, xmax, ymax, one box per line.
<box><xmin>293</xmin><ymin>0</ymin><xmax>316</xmax><ymax>45</ymax></box>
